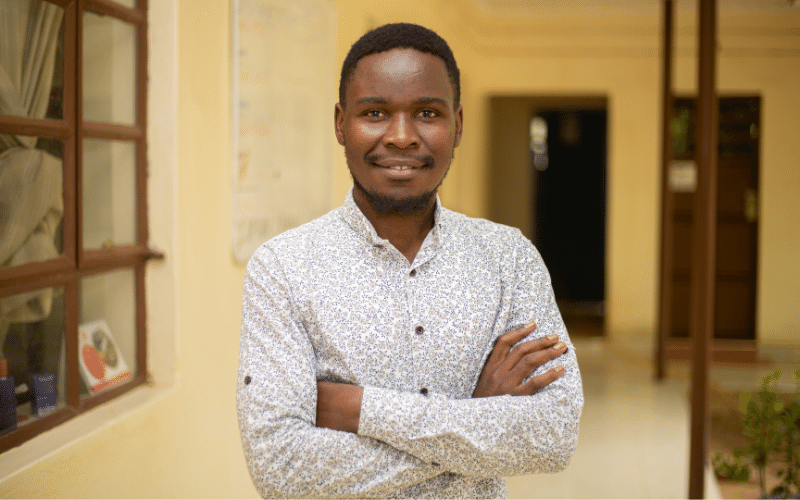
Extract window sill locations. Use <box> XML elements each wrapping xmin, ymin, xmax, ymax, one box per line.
<box><xmin>0</xmin><ymin>380</ymin><xmax>176</xmax><ymax>482</ymax></box>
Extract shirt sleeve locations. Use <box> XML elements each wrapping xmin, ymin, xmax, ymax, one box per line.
<box><xmin>237</xmin><ymin>246</ymin><xmax>441</xmax><ymax>499</ymax></box>
<box><xmin>357</xmin><ymin>232</ymin><xmax>584</xmax><ymax>478</ymax></box>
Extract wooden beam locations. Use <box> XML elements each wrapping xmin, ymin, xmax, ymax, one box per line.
<box><xmin>689</xmin><ymin>0</ymin><xmax>719</xmax><ymax>497</ymax></box>
<box><xmin>656</xmin><ymin>0</ymin><xmax>674</xmax><ymax>381</ymax></box>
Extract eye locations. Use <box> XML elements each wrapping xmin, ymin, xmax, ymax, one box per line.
<box><xmin>419</xmin><ymin>109</ymin><xmax>439</xmax><ymax>119</ymax></box>
<box><xmin>364</xmin><ymin>109</ymin><xmax>385</xmax><ymax>119</ymax></box>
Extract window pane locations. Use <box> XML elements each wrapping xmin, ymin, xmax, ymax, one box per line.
<box><xmin>115</xmin><ymin>0</ymin><xmax>138</xmax><ymax>8</ymax></box>
<box><xmin>82</xmin><ymin>139</ymin><xmax>136</xmax><ymax>249</ymax></box>
<box><xmin>0</xmin><ymin>1</ymin><xmax>65</xmax><ymax>121</ymax></box>
<box><xmin>0</xmin><ymin>285</ymin><xmax>66</xmax><ymax>434</ymax></box>
<box><xmin>82</xmin><ymin>11</ymin><xmax>137</xmax><ymax>124</ymax></box>
<box><xmin>0</xmin><ymin>137</ymin><xmax>65</xmax><ymax>268</ymax></box>
<box><xmin>78</xmin><ymin>268</ymin><xmax>136</xmax><ymax>398</ymax></box>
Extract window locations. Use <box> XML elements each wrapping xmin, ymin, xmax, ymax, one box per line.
<box><xmin>0</xmin><ymin>0</ymin><xmax>153</xmax><ymax>452</ymax></box>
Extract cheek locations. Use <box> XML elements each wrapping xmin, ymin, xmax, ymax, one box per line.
<box><xmin>424</xmin><ymin>126</ymin><xmax>457</xmax><ymax>152</ymax></box>
<box><xmin>350</xmin><ymin>123</ymin><xmax>383</xmax><ymax>145</ymax></box>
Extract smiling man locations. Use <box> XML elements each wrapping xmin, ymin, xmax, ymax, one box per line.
<box><xmin>237</xmin><ymin>23</ymin><xmax>583</xmax><ymax>499</ymax></box>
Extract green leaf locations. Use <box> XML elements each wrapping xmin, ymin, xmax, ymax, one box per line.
<box><xmin>740</xmin><ymin>391</ymin><xmax>753</xmax><ymax>412</ymax></box>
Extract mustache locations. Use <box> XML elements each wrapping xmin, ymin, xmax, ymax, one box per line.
<box><xmin>365</xmin><ymin>153</ymin><xmax>435</xmax><ymax>168</ymax></box>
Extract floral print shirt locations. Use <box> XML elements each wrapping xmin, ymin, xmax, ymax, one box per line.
<box><xmin>237</xmin><ymin>189</ymin><xmax>584</xmax><ymax>499</ymax></box>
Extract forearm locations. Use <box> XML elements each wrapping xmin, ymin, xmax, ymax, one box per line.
<box><xmin>238</xmin><ymin>353</ymin><xmax>442</xmax><ymax>498</ymax></box>
<box><xmin>316</xmin><ymin>381</ymin><xmax>362</xmax><ymax>433</ymax></box>
<box><xmin>238</xmin><ymin>405</ymin><xmax>441</xmax><ymax>498</ymax></box>
<box><xmin>239</xmin><ymin>250</ymin><xmax>442</xmax><ymax>497</ymax></box>
<box><xmin>357</xmin><ymin>348</ymin><xmax>583</xmax><ymax>478</ymax></box>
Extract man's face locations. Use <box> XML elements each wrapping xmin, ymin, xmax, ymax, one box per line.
<box><xmin>335</xmin><ymin>48</ymin><xmax>463</xmax><ymax>215</ymax></box>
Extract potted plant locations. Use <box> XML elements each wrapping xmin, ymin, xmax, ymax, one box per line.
<box><xmin>713</xmin><ymin>368</ymin><xmax>800</xmax><ymax>499</ymax></box>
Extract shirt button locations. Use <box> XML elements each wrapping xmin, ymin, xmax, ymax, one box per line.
<box><xmin>244</xmin><ymin>376</ymin><xmax>251</xmax><ymax>385</ymax></box>
<box><xmin>420</xmin><ymin>388</ymin><xmax>428</xmax><ymax>396</ymax></box>
<box><xmin>409</xmin><ymin>269</ymin><xmax>416</xmax><ymax>277</ymax></box>
<box><xmin>415</xmin><ymin>326</ymin><xmax>424</xmax><ymax>335</ymax></box>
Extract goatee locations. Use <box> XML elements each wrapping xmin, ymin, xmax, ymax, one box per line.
<box><xmin>351</xmin><ymin>174</ymin><xmax>441</xmax><ymax>215</ymax></box>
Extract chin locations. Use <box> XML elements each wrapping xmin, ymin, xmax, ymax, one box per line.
<box><xmin>353</xmin><ymin>178</ymin><xmax>437</xmax><ymax>215</ymax></box>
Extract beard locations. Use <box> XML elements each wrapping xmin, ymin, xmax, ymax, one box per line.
<box><xmin>351</xmin><ymin>171</ymin><xmax>446</xmax><ymax>215</ymax></box>
<box><xmin>350</xmin><ymin>160</ymin><xmax>450</xmax><ymax>215</ymax></box>
<box><xmin>346</xmin><ymin>145</ymin><xmax>453</xmax><ymax>216</ymax></box>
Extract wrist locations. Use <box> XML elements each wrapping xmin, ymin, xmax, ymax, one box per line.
<box><xmin>316</xmin><ymin>381</ymin><xmax>363</xmax><ymax>433</ymax></box>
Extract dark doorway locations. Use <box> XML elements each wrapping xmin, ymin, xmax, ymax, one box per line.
<box><xmin>532</xmin><ymin>109</ymin><xmax>607</xmax><ymax>317</ymax></box>
<box><xmin>486</xmin><ymin>96</ymin><xmax>608</xmax><ymax>337</ymax></box>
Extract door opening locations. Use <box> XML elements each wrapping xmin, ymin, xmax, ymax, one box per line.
<box><xmin>488</xmin><ymin>96</ymin><xmax>608</xmax><ymax>336</ymax></box>
<box><xmin>664</xmin><ymin>96</ymin><xmax>760</xmax><ymax>361</ymax></box>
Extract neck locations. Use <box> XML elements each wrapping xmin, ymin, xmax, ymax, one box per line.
<box><xmin>352</xmin><ymin>189</ymin><xmax>436</xmax><ymax>263</ymax></box>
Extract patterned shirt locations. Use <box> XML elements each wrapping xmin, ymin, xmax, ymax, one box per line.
<box><xmin>237</xmin><ymin>189</ymin><xmax>584</xmax><ymax>499</ymax></box>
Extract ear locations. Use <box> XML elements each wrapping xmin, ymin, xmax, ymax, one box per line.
<box><xmin>453</xmin><ymin>104</ymin><xmax>463</xmax><ymax>148</ymax></box>
<box><xmin>334</xmin><ymin>103</ymin><xmax>345</xmax><ymax>146</ymax></box>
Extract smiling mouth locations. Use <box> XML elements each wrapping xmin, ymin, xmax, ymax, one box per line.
<box><xmin>366</xmin><ymin>153</ymin><xmax>435</xmax><ymax>171</ymax></box>
<box><xmin>383</xmin><ymin>165</ymin><xmax>417</xmax><ymax>171</ymax></box>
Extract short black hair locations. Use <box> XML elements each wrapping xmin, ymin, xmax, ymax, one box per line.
<box><xmin>339</xmin><ymin>23</ymin><xmax>460</xmax><ymax>109</ymax></box>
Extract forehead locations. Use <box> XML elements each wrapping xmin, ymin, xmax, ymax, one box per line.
<box><xmin>348</xmin><ymin>48</ymin><xmax>453</xmax><ymax>104</ymax></box>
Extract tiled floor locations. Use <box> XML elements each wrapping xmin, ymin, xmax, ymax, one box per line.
<box><xmin>506</xmin><ymin>336</ymin><xmax>723</xmax><ymax>499</ymax></box>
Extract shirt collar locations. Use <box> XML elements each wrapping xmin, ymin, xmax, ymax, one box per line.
<box><xmin>339</xmin><ymin>187</ymin><xmax>444</xmax><ymax>251</ymax></box>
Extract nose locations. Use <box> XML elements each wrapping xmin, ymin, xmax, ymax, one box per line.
<box><xmin>383</xmin><ymin>113</ymin><xmax>420</xmax><ymax>149</ymax></box>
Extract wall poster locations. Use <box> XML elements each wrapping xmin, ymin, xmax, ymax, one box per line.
<box><xmin>232</xmin><ymin>0</ymin><xmax>334</xmax><ymax>263</ymax></box>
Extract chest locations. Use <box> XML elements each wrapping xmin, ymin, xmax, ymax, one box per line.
<box><xmin>295</xmin><ymin>251</ymin><xmax>506</xmax><ymax>398</ymax></box>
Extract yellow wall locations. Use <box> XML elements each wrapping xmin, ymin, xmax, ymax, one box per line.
<box><xmin>1</xmin><ymin>1</ymin><xmax>258</xmax><ymax>497</ymax></box>
<box><xmin>337</xmin><ymin>0</ymin><xmax>800</xmax><ymax>351</ymax></box>
<box><xmin>1</xmin><ymin>0</ymin><xmax>798</xmax><ymax>497</ymax></box>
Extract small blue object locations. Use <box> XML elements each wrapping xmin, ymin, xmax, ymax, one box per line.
<box><xmin>30</xmin><ymin>372</ymin><xmax>57</xmax><ymax>418</ymax></box>
<box><xmin>0</xmin><ymin>376</ymin><xmax>17</xmax><ymax>435</ymax></box>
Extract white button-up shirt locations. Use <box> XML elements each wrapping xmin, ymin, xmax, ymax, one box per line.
<box><xmin>237</xmin><ymin>190</ymin><xmax>583</xmax><ymax>498</ymax></box>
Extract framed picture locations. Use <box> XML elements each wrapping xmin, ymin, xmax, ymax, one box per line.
<box><xmin>78</xmin><ymin>320</ymin><xmax>131</xmax><ymax>394</ymax></box>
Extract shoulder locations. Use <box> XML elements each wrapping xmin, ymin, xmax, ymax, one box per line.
<box><xmin>439</xmin><ymin>207</ymin><xmax>530</xmax><ymax>249</ymax></box>
<box><xmin>247</xmin><ymin>207</ymin><xmax>347</xmax><ymax>270</ymax></box>
<box><xmin>437</xmin><ymin>207</ymin><xmax>545</xmax><ymax>276</ymax></box>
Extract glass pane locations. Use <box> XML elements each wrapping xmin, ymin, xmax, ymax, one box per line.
<box><xmin>0</xmin><ymin>136</ymin><xmax>65</xmax><ymax>268</ymax></box>
<box><xmin>79</xmin><ymin>268</ymin><xmax>136</xmax><ymax>398</ymax></box>
<box><xmin>82</xmin><ymin>139</ymin><xmax>136</xmax><ymax>249</ymax></box>
<box><xmin>0</xmin><ymin>285</ymin><xmax>66</xmax><ymax>434</ymax></box>
<box><xmin>0</xmin><ymin>1</ymin><xmax>65</xmax><ymax>120</ymax></box>
<box><xmin>82</xmin><ymin>11</ymin><xmax>137</xmax><ymax>124</ymax></box>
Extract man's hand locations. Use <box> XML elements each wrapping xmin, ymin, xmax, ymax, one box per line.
<box><xmin>472</xmin><ymin>321</ymin><xmax>567</xmax><ymax>398</ymax></box>
<box><xmin>316</xmin><ymin>381</ymin><xmax>363</xmax><ymax>433</ymax></box>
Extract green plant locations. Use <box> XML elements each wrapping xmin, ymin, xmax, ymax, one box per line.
<box><xmin>713</xmin><ymin>368</ymin><xmax>800</xmax><ymax>499</ymax></box>
<box><xmin>713</xmin><ymin>449</ymin><xmax>750</xmax><ymax>482</ymax></box>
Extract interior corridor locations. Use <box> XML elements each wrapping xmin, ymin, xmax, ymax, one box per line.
<box><xmin>506</xmin><ymin>334</ymin><xmax>723</xmax><ymax>499</ymax></box>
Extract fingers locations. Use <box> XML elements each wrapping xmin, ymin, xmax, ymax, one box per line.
<box><xmin>486</xmin><ymin>321</ymin><xmax>538</xmax><ymax>368</ymax></box>
<box><xmin>519</xmin><ymin>364</ymin><xmax>565</xmax><ymax>396</ymax></box>
<box><xmin>503</xmin><ymin>331</ymin><xmax>562</xmax><ymax>370</ymax></box>
<box><xmin>475</xmin><ymin>321</ymin><xmax>568</xmax><ymax>399</ymax></box>
<box><xmin>507</xmin><ymin>339</ymin><xmax>567</xmax><ymax>383</ymax></box>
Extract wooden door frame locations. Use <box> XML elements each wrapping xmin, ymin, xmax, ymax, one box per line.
<box><xmin>658</xmin><ymin>95</ymin><xmax>760</xmax><ymax>364</ymax></box>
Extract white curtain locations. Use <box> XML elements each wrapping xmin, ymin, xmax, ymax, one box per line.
<box><xmin>0</xmin><ymin>0</ymin><xmax>65</xmax><ymax>354</ymax></box>
<box><xmin>0</xmin><ymin>0</ymin><xmax>63</xmax><ymax>148</ymax></box>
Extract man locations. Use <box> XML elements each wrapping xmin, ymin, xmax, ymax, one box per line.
<box><xmin>237</xmin><ymin>23</ymin><xmax>583</xmax><ymax>499</ymax></box>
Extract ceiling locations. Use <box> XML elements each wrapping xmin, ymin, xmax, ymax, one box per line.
<box><xmin>469</xmin><ymin>0</ymin><xmax>800</xmax><ymax>15</ymax></box>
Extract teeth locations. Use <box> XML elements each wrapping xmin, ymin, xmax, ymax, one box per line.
<box><xmin>388</xmin><ymin>166</ymin><xmax>413</xmax><ymax>171</ymax></box>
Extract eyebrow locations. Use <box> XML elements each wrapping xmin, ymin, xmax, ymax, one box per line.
<box><xmin>415</xmin><ymin>97</ymin><xmax>449</xmax><ymax>107</ymax></box>
<box><xmin>354</xmin><ymin>96</ymin><xmax>449</xmax><ymax>107</ymax></box>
